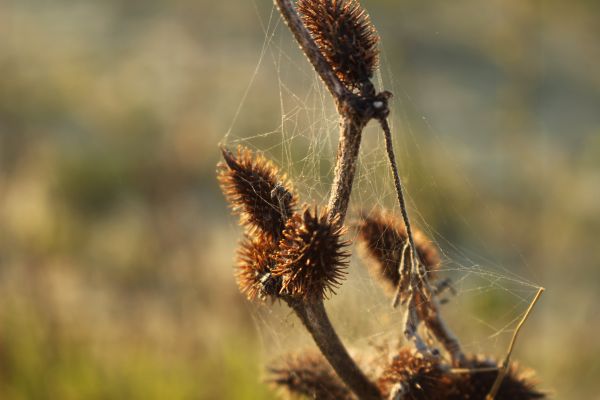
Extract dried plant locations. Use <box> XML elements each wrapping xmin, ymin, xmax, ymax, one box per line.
<box><xmin>296</xmin><ymin>0</ymin><xmax>379</xmax><ymax>94</ymax></box>
<box><xmin>273</xmin><ymin>207</ymin><xmax>349</xmax><ymax>301</ymax></box>
<box><xmin>377</xmin><ymin>348</ymin><xmax>451</xmax><ymax>400</ymax></box>
<box><xmin>356</xmin><ymin>210</ymin><xmax>441</xmax><ymax>296</ymax></box>
<box><xmin>268</xmin><ymin>351</ymin><xmax>352</xmax><ymax>400</ymax></box>
<box><xmin>218</xmin><ymin>146</ymin><xmax>296</xmax><ymax>241</ymax></box>
<box><xmin>218</xmin><ymin>0</ymin><xmax>545</xmax><ymax>399</ymax></box>
<box><xmin>236</xmin><ymin>234</ymin><xmax>281</xmax><ymax>302</ymax></box>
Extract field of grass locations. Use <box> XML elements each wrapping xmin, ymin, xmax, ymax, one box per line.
<box><xmin>1</xmin><ymin>1</ymin><xmax>599</xmax><ymax>398</ymax></box>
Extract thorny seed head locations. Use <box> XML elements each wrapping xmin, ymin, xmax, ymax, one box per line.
<box><xmin>297</xmin><ymin>0</ymin><xmax>380</xmax><ymax>94</ymax></box>
<box><xmin>268</xmin><ymin>350</ymin><xmax>353</xmax><ymax>400</ymax></box>
<box><xmin>217</xmin><ymin>146</ymin><xmax>296</xmax><ymax>240</ymax></box>
<box><xmin>268</xmin><ymin>347</ymin><xmax>545</xmax><ymax>400</ymax></box>
<box><xmin>356</xmin><ymin>209</ymin><xmax>441</xmax><ymax>295</ymax></box>
<box><xmin>273</xmin><ymin>206</ymin><xmax>349</xmax><ymax>301</ymax></box>
<box><xmin>449</xmin><ymin>356</ymin><xmax>544</xmax><ymax>400</ymax></box>
<box><xmin>377</xmin><ymin>347</ymin><xmax>452</xmax><ymax>400</ymax></box>
<box><xmin>236</xmin><ymin>234</ymin><xmax>281</xmax><ymax>301</ymax></box>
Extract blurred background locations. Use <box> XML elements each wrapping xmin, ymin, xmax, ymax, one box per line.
<box><xmin>1</xmin><ymin>0</ymin><xmax>599</xmax><ymax>398</ymax></box>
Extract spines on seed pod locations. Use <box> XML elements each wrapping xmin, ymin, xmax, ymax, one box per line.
<box><xmin>297</xmin><ymin>0</ymin><xmax>380</xmax><ymax>94</ymax></box>
<box><xmin>377</xmin><ymin>347</ymin><xmax>452</xmax><ymax>400</ymax></box>
<box><xmin>273</xmin><ymin>206</ymin><xmax>349</xmax><ymax>301</ymax></box>
<box><xmin>217</xmin><ymin>146</ymin><xmax>296</xmax><ymax>240</ymax></box>
<box><xmin>268</xmin><ymin>351</ymin><xmax>353</xmax><ymax>400</ymax></box>
<box><xmin>236</xmin><ymin>234</ymin><xmax>281</xmax><ymax>302</ymax></box>
<box><xmin>356</xmin><ymin>209</ymin><xmax>441</xmax><ymax>295</ymax></box>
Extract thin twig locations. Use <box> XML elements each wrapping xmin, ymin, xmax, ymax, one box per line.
<box><xmin>326</xmin><ymin>116</ymin><xmax>367</xmax><ymax>223</ymax></box>
<box><xmin>380</xmin><ymin>117</ymin><xmax>422</xmax><ymax>311</ymax></box>
<box><xmin>420</xmin><ymin>296</ymin><xmax>466</xmax><ymax>366</ymax></box>
<box><xmin>392</xmin><ymin>241</ymin><xmax>411</xmax><ymax>307</ymax></box>
<box><xmin>486</xmin><ymin>287</ymin><xmax>545</xmax><ymax>400</ymax></box>
<box><xmin>380</xmin><ymin>117</ymin><xmax>466</xmax><ymax>366</ymax></box>
<box><xmin>450</xmin><ymin>367</ymin><xmax>500</xmax><ymax>374</ymax></box>
<box><xmin>379</xmin><ymin>118</ymin><xmax>420</xmax><ymax>277</ymax></box>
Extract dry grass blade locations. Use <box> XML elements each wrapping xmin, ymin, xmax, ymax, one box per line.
<box><xmin>486</xmin><ymin>287</ymin><xmax>545</xmax><ymax>400</ymax></box>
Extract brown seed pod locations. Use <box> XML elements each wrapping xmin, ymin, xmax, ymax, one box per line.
<box><xmin>217</xmin><ymin>146</ymin><xmax>296</xmax><ymax>240</ymax></box>
<box><xmin>297</xmin><ymin>0</ymin><xmax>379</xmax><ymax>93</ymax></box>
<box><xmin>377</xmin><ymin>347</ymin><xmax>453</xmax><ymax>400</ymax></box>
<box><xmin>236</xmin><ymin>234</ymin><xmax>281</xmax><ymax>302</ymax></box>
<box><xmin>449</xmin><ymin>356</ymin><xmax>545</xmax><ymax>400</ymax></box>
<box><xmin>356</xmin><ymin>209</ymin><xmax>441</xmax><ymax>295</ymax></box>
<box><xmin>273</xmin><ymin>207</ymin><xmax>349</xmax><ymax>301</ymax></box>
<box><xmin>268</xmin><ymin>350</ymin><xmax>353</xmax><ymax>400</ymax></box>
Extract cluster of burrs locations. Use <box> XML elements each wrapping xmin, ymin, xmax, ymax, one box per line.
<box><xmin>218</xmin><ymin>146</ymin><xmax>349</xmax><ymax>303</ymax></box>
<box><xmin>267</xmin><ymin>207</ymin><xmax>543</xmax><ymax>399</ymax></box>
<box><xmin>218</xmin><ymin>0</ymin><xmax>545</xmax><ymax>398</ymax></box>
<box><xmin>217</xmin><ymin>146</ymin><xmax>543</xmax><ymax>400</ymax></box>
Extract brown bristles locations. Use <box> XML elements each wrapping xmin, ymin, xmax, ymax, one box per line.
<box><xmin>217</xmin><ymin>146</ymin><xmax>296</xmax><ymax>241</ymax></box>
<box><xmin>356</xmin><ymin>210</ymin><xmax>441</xmax><ymax>295</ymax></box>
<box><xmin>377</xmin><ymin>347</ymin><xmax>452</xmax><ymax>400</ymax></box>
<box><xmin>268</xmin><ymin>347</ymin><xmax>545</xmax><ymax>400</ymax></box>
<box><xmin>268</xmin><ymin>351</ymin><xmax>353</xmax><ymax>400</ymax></box>
<box><xmin>297</xmin><ymin>0</ymin><xmax>379</xmax><ymax>93</ymax></box>
<box><xmin>236</xmin><ymin>234</ymin><xmax>281</xmax><ymax>301</ymax></box>
<box><xmin>273</xmin><ymin>207</ymin><xmax>349</xmax><ymax>301</ymax></box>
<box><xmin>449</xmin><ymin>356</ymin><xmax>545</xmax><ymax>400</ymax></box>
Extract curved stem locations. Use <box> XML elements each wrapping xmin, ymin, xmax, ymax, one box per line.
<box><xmin>290</xmin><ymin>300</ymin><xmax>381</xmax><ymax>400</ymax></box>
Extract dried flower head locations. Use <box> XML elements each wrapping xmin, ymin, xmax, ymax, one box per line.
<box><xmin>236</xmin><ymin>234</ymin><xmax>281</xmax><ymax>301</ymax></box>
<box><xmin>273</xmin><ymin>207</ymin><xmax>349</xmax><ymax>301</ymax></box>
<box><xmin>356</xmin><ymin>210</ymin><xmax>441</xmax><ymax>294</ymax></box>
<box><xmin>449</xmin><ymin>356</ymin><xmax>544</xmax><ymax>400</ymax></box>
<box><xmin>217</xmin><ymin>146</ymin><xmax>296</xmax><ymax>240</ymax></box>
<box><xmin>268</xmin><ymin>351</ymin><xmax>353</xmax><ymax>400</ymax></box>
<box><xmin>377</xmin><ymin>347</ymin><xmax>452</xmax><ymax>400</ymax></box>
<box><xmin>297</xmin><ymin>0</ymin><xmax>379</xmax><ymax>93</ymax></box>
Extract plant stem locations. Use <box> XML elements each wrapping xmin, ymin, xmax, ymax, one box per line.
<box><xmin>290</xmin><ymin>299</ymin><xmax>382</xmax><ymax>400</ymax></box>
<box><xmin>274</xmin><ymin>1</ymin><xmax>381</xmax><ymax>399</ymax></box>
<box><xmin>379</xmin><ymin>117</ymin><xmax>422</xmax><ymax>307</ymax></box>
<box><xmin>379</xmin><ymin>118</ymin><xmax>466</xmax><ymax>366</ymax></box>
<box><xmin>327</xmin><ymin>116</ymin><xmax>367</xmax><ymax>223</ymax></box>
<box><xmin>421</xmin><ymin>297</ymin><xmax>466</xmax><ymax>366</ymax></box>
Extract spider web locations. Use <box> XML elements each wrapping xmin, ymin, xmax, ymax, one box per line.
<box><xmin>220</xmin><ymin>1</ymin><xmax>544</xmax><ymax>370</ymax></box>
